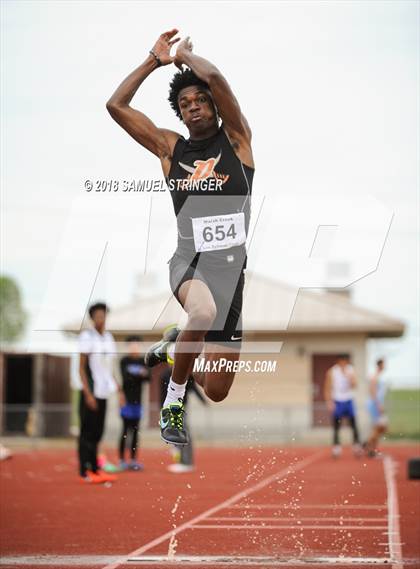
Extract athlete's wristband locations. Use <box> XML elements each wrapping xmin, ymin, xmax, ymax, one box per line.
<box><xmin>149</xmin><ymin>49</ymin><xmax>162</xmax><ymax>67</ymax></box>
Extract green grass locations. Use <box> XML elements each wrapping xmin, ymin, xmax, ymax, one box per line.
<box><xmin>69</xmin><ymin>387</ymin><xmax>419</xmax><ymax>440</ymax></box>
<box><xmin>386</xmin><ymin>389</ymin><xmax>420</xmax><ymax>440</ymax></box>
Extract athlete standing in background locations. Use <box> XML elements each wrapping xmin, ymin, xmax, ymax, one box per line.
<box><xmin>324</xmin><ymin>355</ymin><xmax>362</xmax><ymax>458</ymax></box>
<box><xmin>364</xmin><ymin>358</ymin><xmax>388</xmax><ymax>457</ymax></box>
<box><xmin>78</xmin><ymin>303</ymin><xmax>121</xmax><ymax>483</ymax></box>
<box><xmin>119</xmin><ymin>336</ymin><xmax>150</xmax><ymax>470</ymax></box>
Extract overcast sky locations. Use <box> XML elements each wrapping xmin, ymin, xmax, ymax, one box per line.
<box><xmin>1</xmin><ymin>1</ymin><xmax>418</xmax><ymax>386</ymax></box>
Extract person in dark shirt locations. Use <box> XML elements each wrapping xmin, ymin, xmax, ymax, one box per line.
<box><xmin>119</xmin><ymin>335</ymin><xmax>150</xmax><ymax>470</ymax></box>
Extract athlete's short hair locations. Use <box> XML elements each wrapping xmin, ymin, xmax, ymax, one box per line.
<box><xmin>337</xmin><ymin>354</ymin><xmax>349</xmax><ymax>361</ymax></box>
<box><xmin>88</xmin><ymin>302</ymin><xmax>108</xmax><ymax>318</ymax></box>
<box><xmin>376</xmin><ymin>358</ymin><xmax>384</xmax><ymax>366</ymax></box>
<box><xmin>126</xmin><ymin>335</ymin><xmax>143</xmax><ymax>342</ymax></box>
<box><xmin>168</xmin><ymin>68</ymin><xmax>210</xmax><ymax>120</ymax></box>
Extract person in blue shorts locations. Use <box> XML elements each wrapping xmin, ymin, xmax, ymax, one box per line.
<box><xmin>364</xmin><ymin>358</ymin><xmax>388</xmax><ymax>457</ymax></box>
<box><xmin>324</xmin><ymin>355</ymin><xmax>362</xmax><ymax>458</ymax></box>
<box><xmin>119</xmin><ymin>336</ymin><xmax>150</xmax><ymax>470</ymax></box>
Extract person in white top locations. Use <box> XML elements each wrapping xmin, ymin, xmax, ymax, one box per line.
<box><xmin>364</xmin><ymin>358</ymin><xmax>388</xmax><ymax>457</ymax></box>
<box><xmin>324</xmin><ymin>355</ymin><xmax>362</xmax><ymax>458</ymax></box>
<box><xmin>77</xmin><ymin>302</ymin><xmax>122</xmax><ymax>483</ymax></box>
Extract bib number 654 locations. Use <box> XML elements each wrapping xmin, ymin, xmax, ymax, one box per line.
<box><xmin>203</xmin><ymin>223</ymin><xmax>237</xmax><ymax>243</ymax></box>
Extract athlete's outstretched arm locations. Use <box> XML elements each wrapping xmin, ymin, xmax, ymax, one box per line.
<box><xmin>348</xmin><ymin>368</ymin><xmax>357</xmax><ymax>389</ymax></box>
<box><xmin>175</xmin><ymin>39</ymin><xmax>252</xmax><ymax>146</ymax></box>
<box><xmin>106</xmin><ymin>29</ymin><xmax>181</xmax><ymax>172</ymax></box>
<box><xmin>369</xmin><ymin>374</ymin><xmax>378</xmax><ymax>399</ymax></box>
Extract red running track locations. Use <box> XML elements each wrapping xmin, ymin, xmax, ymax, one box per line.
<box><xmin>0</xmin><ymin>444</ymin><xmax>419</xmax><ymax>568</ymax></box>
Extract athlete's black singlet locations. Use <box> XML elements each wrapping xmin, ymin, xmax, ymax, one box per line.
<box><xmin>166</xmin><ymin>126</ymin><xmax>254</xmax><ymax>267</ymax></box>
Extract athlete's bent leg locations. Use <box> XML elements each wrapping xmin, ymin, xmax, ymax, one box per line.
<box><xmin>159</xmin><ymin>279</ymin><xmax>216</xmax><ymax>447</ymax></box>
<box><xmin>193</xmin><ymin>343</ymin><xmax>240</xmax><ymax>403</ymax></box>
<box><xmin>172</xmin><ymin>279</ymin><xmax>217</xmax><ymax>387</ymax></box>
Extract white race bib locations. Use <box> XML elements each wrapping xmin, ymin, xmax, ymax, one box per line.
<box><xmin>192</xmin><ymin>212</ymin><xmax>246</xmax><ymax>253</ymax></box>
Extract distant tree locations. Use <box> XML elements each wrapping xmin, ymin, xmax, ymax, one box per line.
<box><xmin>0</xmin><ymin>275</ymin><xmax>27</xmax><ymax>342</ymax></box>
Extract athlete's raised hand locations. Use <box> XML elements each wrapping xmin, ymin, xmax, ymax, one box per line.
<box><xmin>150</xmin><ymin>29</ymin><xmax>181</xmax><ymax>66</ymax></box>
<box><xmin>175</xmin><ymin>36</ymin><xmax>193</xmax><ymax>69</ymax></box>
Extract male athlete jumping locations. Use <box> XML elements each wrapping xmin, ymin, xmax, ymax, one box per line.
<box><xmin>107</xmin><ymin>29</ymin><xmax>254</xmax><ymax>445</ymax></box>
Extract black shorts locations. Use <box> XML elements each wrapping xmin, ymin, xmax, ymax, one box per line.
<box><xmin>169</xmin><ymin>252</ymin><xmax>245</xmax><ymax>347</ymax></box>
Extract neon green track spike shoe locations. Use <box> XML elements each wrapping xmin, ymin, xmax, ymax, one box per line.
<box><xmin>144</xmin><ymin>326</ymin><xmax>180</xmax><ymax>367</ymax></box>
<box><xmin>159</xmin><ymin>402</ymin><xmax>189</xmax><ymax>446</ymax></box>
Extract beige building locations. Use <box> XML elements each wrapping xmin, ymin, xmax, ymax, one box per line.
<box><xmin>66</xmin><ymin>273</ymin><xmax>405</xmax><ymax>443</ymax></box>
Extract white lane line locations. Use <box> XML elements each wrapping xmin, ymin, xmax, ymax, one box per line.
<box><xmin>383</xmin><ymin>455</ymin><xmax>404</xmax><ymax>569</ymax></box>
<box><xmin>190</xmin><ymin>524</ymin><xmax>389</xmax><ymax>531</ymax></box>
<box><xmin>231</xmin><ymin>504</ymin><xmax>387</xmax><ymax>510</ymax></box>
<box><xmin>102</xmin><ymin>450</ymin><xmax>325</xmax><ymax>569</ymax></box>
<box><xmin>208</xmin><ymin>516</ymin><xmax>389</xmax><ymax>522</ymax></box>
<box><xmin>0</xmin><ymin>557</ymin><xmax>125</xmax><ymax>566</ymax></box>
<box><xmin>127</xmin><ymin>554</ymin><xmax>405</xmax><ymax>565</ymax></box>
<box><xmin>4</xmin><ymin>555</ymin><xmax>420</xmax><ymax>566</ymax></box>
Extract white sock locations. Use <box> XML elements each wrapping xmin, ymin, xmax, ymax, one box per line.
<box><xmin>164</xmin><ymin>378</ymin><xmax>186</xmax><ymax>406</ymax></box>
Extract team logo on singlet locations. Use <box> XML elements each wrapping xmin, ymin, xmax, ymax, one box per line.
<box><xmin>167</xmin><ymin>151</ymin><xmax>230</xmax><ymax>192</ymax></box>
<box><xmin>179</xmin><ymin>151</ymin><xmax>229</xmax><ymax>182</ymax></box>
